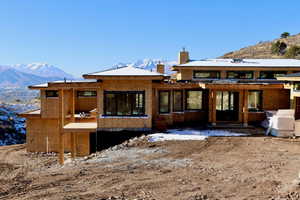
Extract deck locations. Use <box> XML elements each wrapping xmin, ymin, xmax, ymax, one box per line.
<box><xmin>63</xmin><ymin>122</ymin><xmax>97</xmax><ymax>132</ymax></box>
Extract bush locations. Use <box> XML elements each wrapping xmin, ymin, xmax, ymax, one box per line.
<box><xmin>271</xmin><ymin>41</ymin><xmax>287</xmax><ymax>55</ymax></box>
<box><xmin>281</xmin><ymin>32</ymin><xmax>290</xmax><ymax>38</ymax></box>
<box><xmin>285</xmin><ymin>45</ymin><xmax>300</xmax><ymax>58</ymax></box>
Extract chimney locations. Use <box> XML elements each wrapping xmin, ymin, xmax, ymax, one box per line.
<box><xmin>156</xmin><ymin>62</ymin><xmax>165</xmax><ymax>74</ymax></box>
<box><xmin>178</xmin><ymin>48</ymin><xmax>189</xmax><ymax>64</ymax></box>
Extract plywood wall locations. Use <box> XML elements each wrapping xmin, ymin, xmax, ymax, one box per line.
<box><xmin>263</xmin><ymin>89</ymin><xmax>290</xmax><ymax>110</ymax></box>
<box><xmin>75</xmin><ymin>97</ymin><xmax>97</xmax><ymax>112</ymax></box>
<box><xmin>26</xmin><ymin>118</ymin><xmax>90</xmax><ymax>156</ymax></box>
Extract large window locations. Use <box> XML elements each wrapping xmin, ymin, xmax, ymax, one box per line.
<box><xmin>77</xmin><ymin>91</ymin><xmax>97</xmax><ymax>97</ymax></box>
<box><xmin>193</xmin><ymin>71</ymin><xmax>220</xmax><ymax>79</ymax></box>
<box><xmin>104</xmin><ymin>91</ymin><xmax>145</xmax><ymax>116</ymax></box>
<box><xmin>227</xmin><ymin>71</ymin><xmax>253</xmax><ymax>79</ymax></box>
<box><xmin>259</xmin><ymin>71</ymin><xmax>287</xmax><ymax>79</ymax></box>
<box><xmin>159</xmin><ymin>91</ymin><xmax>170</xmax><ymax>113</ymax></box>
<box><xmin>248</xmin><ymin>91</ymin><xmax>262</xmax><ymax>112</ymax></box>
<box><xmin>186</xmin><ymin>90</ymin><xmax>202</xmax><ymax>110</ymax></box>
<box><xmin>216</xmin><ymin>91</ymin><xmax>234</xmax><ymax>111</ymax></box>
<box><xmin>173</xmin><ymin>90</ymin><xmax>183</xmax><ymax>112</ymax></box>
<box><xmin>45</xmin><ymin>90</ymin><xmax>58</xmax><ymax>98</ymax></box>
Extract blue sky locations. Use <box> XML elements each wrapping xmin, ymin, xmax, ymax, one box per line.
<box><xmin>0</xmin><ymin>0</ymin><xmax>300</xmax><ymax>76</ymax></box>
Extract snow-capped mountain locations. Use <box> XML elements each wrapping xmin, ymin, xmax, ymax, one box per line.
<box><xmin>113</xmin><ymin>59</ymin><xmax>177</xmax><ymax>74</ymax></box>
<box><xmin>0</xmin><ymin>63</ymin><xmax>74</xmax><ymax>88</ymax></box>
<box><xmin>12</xmin><ymin>63</ymin><xmax>74</xmax><ymax>79</ymax></box>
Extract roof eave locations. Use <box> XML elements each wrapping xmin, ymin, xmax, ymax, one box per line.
<box><xmin>83</xmin><ymin>74</ymin><xmax>164</xmax><ymax>80</ymax></box>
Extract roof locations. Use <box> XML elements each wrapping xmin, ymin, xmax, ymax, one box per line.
<box><xmin>175</xmin><ymin>59</ymin><xmax>300</xmax><ymax>68</ymax></box>
<box><xmin>18</xmin><ymin>109</ymin><xmax>41</xmax><ymax>117</ymax></box>
<box><xmin>281</xmin><ymin>72</ymin><xmax>300</xmax><ymax>77</ymax></box>
<box><xmin>29</xmin><ymin>79</ymin><xmax>97</xmax><ymax>89</ymax></box>
<box><xmin>276</xmin><ymin>72</ymin><xmax>300</xmax><ymax>81</ymax></box>
<box><xmin>83</xmin><ymin>66</ymin><xmax>164</xmax><ymax>77</ymax></box>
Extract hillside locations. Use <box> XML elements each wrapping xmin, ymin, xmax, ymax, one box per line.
<box><xmin>221</xmin><ymin>33</ymin><xmax>300</xmax><ymax>59</ymax></box>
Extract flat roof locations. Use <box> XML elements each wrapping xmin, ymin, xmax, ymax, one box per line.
<box><xmin>281</xmin><ymin>72</ymin><xmax>300</xmax><ymax>77</ymax></box>
<box><xmin>83</xmin><ymin>66</ymin><xmax>164</xmax><ymax>77</ymax></box>
<box><xmin>175</xmin><ymin>59</ymin><xmax>300</xmax><ymax>68</ymax></box>
<box><xmin>29</xmin><ymin>79</ymin><xmax>97</xmax><ymax>89</ymax></box>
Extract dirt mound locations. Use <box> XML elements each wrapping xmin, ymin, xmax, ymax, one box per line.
<box><xmin>2</xmin><ymin>136</ymin><xmax>300</xmax><ymax>199</ymax></box>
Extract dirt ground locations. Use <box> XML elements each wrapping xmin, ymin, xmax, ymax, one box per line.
<box><xmin>1</xmin><ymin>135</ymin><xmax>300</xmax><ymax>200</ymax></box>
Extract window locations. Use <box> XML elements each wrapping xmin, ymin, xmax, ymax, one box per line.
<box><xmin>186</xmin><ymin>90</ymin><xmax>202</xmax><ymax>110</ymax></box>
<box><xmin>159</xmin><ymin>91</ymin><xmax>170</xmax><ymax>113</ymax></box>
<box><xmin>227</xmin><ymin>71</ymin><xmax>253</xmax><ymax>79</ymax></box>
<box><xmin>104</xmin><ymin>91</ymin><xmax>145</xmax><ymax>116</ymax></box>
<box><xmin>173</xmin><ymin>90</ymin><xmax>183</xmax><ymax>112</ymax></box>
<box><xmin>259</xmin><ymin>71</ymin><xmax>287</xmax><ymax>79</ymax></box>
<box><xmin>77</xmin><ymin>91</ymin><xmax>97</xmax><ymax>97</ymax></box>
<box><xmin>193</xmin><ymin>71</ymin><xmax>220</xmax><ymax>79</ymax></box>
<box><xmin>248</xmin><ymin>91</ymin><xmax>262</xmax><ymax>112</ymax></box>
<box><xmin>216</xmin><ymin>91</ymin><xmax>234</xmax><ymax>111</ymax></box>
<box><xmin>295</xmin><ymin>82</ymin><xmax>300</xmax><ymax>90</ymax></box>
<box><xmin>45</xmin><ymin>90</ymin><xmax>58</xmax><ymax>98</ymax></box>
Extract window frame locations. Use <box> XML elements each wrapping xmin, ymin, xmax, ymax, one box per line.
<box><xmin>259</xmin><ymin>71</ymin><xmax>287</xmax><ymax>79</ymax></box>
<box><xmin>248</xmin><ymin>90</ymin><xmax>263</xmax><ymax>112</ymax></box>
<box><xmin>77</xmin><ymin>91</ymin><xmax>97</xmax><ymax>97</ymax></box>
<box><xmin>103</xmin><ymin>91</ymin><xmax>145</xmax><ymax>116</ymax></box>
<box><xmin>159</xmin><ymin>90</ymin><xmax>171</xmax><ymax>114</ymax></box>
<box><xmin>45</xmin><ymin>90</ymin><xmax>58</xmax><ymax>98</ymax></box>
<box><xmin>227</xmin><ymin>71</ymin><xmax>254</xmax><ymax>79</ymax></box>
<box><xmin>185</xmin><ymin>89</ymin><xmax>203</xmax><ymax>111</ymax></box>
<box><xmin>193</xmin><ymin>70</ymin><xmax>220</xmax><ymax>79</ymax></box>
<box><xmin>173</xmin><ymin>90</ymin><xmax>183</xmax><ymax>112</ymax></box>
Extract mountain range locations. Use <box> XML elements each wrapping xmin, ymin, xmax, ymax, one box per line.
<box><xmin>6</xmin><ymin>32</ymin><xmax>300</xmax><ymax>89</ymax></box>
<box><xmin>0</xmin><ymin>63</ymin><xmax>74</xmax><ymax>88</ymax></box>
<box><xmin>113</xmin><ymin>59</ymin><xmax>177</xmax><ymax>74</ymax></box>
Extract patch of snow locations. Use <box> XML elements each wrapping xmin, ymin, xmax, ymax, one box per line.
<box><xmin>149</xmin><ymin>129</ymin><xmax>248</xmax><ymax>142</ymax></box>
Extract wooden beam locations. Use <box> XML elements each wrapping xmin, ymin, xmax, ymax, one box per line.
<box><xmin>58</xmin><ymin>89</ymin><xmax>65</xmax><ymax>165</ymax></box>
<box><xmin>71</xmin><ymin>88</ymin><xmax>75</xmax><ymax>122</ymax></box>
<box><xmin>243</xmin><ymin>90</ymin><xmax>249</xmax><ymax>127</ymax></box>
<box><xmin>211</xmin><ymin>90</ymin><xmax>216</xmax><ymax>125</ymax></box>
<box><xmin>71</xmin><ymin>132</ymin><xmax>76</xmax><ymax>159</ymax></box>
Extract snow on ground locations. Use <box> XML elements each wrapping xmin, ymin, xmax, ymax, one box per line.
<box><xmin>149</xmin><ymin>129</ymin><xmax>248</xmax><ymax>142</ymax></box>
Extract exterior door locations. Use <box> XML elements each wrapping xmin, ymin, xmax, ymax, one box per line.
<box><xmin>295</xmin><ymin>97</ymin><xmax>300</xmax><ymax>120</ymax></box>
<box><xmin>216</xmin><ymin>91</ymin><xmax>239</xmax><ymax>121</ymax></box>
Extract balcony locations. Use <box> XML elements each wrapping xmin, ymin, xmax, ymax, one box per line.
<box><xmin>63</xmin><ymin>108</ymin><xmax>97</xmax><ymax>133</ymax></box>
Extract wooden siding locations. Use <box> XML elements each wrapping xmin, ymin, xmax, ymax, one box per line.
<box><xmin>26</xmin><ymin>118</ymin><xmax>90</xmax><ymax>156</ymax></box>
<box><xmin>75</xmin><ymin>96</ymin><xmax>97</xmax><ymax>112</ymax></box>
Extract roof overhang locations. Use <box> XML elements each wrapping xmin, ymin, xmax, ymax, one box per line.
<box><xmin>82</xmin><ymin>74</ymin><xmax>164</xmax><ymax>80</ymax></box>
<box><xmin>28</xmin><ymin>80</ymin><xmax>100</xmax><ymax>90</ymax></box>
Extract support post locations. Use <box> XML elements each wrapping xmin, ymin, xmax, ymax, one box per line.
<box><xmin>58</xmin><ymin>89</ymin><xmax>65</xmax><ymax>165</ymax></box>
<box><xmin>243</xmin><ymin>90</ymin><xmax>249</xmax><ymax>127</ymax></box>
<box><xmin>71</xmin><ymin>132</ymin><xmax>76</xmax><ymax>159</ymax></box>
<box><xmin>210</xmin><ymin>90</ymin><xmax>216</xmax><ymax>126</ymax></box>
<box><xmin>71</xmin><ymin>88</ymin><xmax>75</xmax><ymax>122</ymax></box>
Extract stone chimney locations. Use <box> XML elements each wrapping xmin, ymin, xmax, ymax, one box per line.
<box><xmin>156</xmin><ymin>62</ymin><xmax>165</xmax><ymax>74</ymax></box>
<box><xmin>178</xmin><ymin>48</ymin><xmax>189</xmax><ymax>64</ymax></box>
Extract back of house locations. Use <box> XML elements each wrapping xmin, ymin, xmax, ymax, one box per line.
<box><xmin>20</xmin><ymin>49</ymin><xmax>300</xmax><ymax>161</ymax></box>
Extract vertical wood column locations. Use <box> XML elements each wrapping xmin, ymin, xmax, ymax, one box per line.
<box><xmin>220</xmin><ymin>71</ymin><xmax>227</xmax><ymax>79</ymax></box>
<box><xmin>254</xmin><ymin>71</ymin><xmax>260</xmax><ymax>79</ymax></box>
<box><xmin>243</xmin><ymin>90</ymin><xmax>249</xmax><ymax>127</ymax></box>
<box><xmin>58</xmin><ymin>89</ymin><xmax>65</xmax><ymax>165</ymax></box>
<box><xmin>71</xmin><ymin>88</ymin><xmax>75</xmax><ymax>122</ymax></box>
<box><xmin>71</xmin><ymin>132</ymin><xmax>76</xmax><ymax>159</ymax></box>
<box><xmin>209</xmin><ymin>90</ymin><xmax>216</xmax><ymax>126</ymax></box>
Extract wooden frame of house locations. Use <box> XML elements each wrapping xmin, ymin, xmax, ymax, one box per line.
<box><xmin>20</xmin><ymin>50</ymin><xmax>300</xmax><ymax>164</ymax></box>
